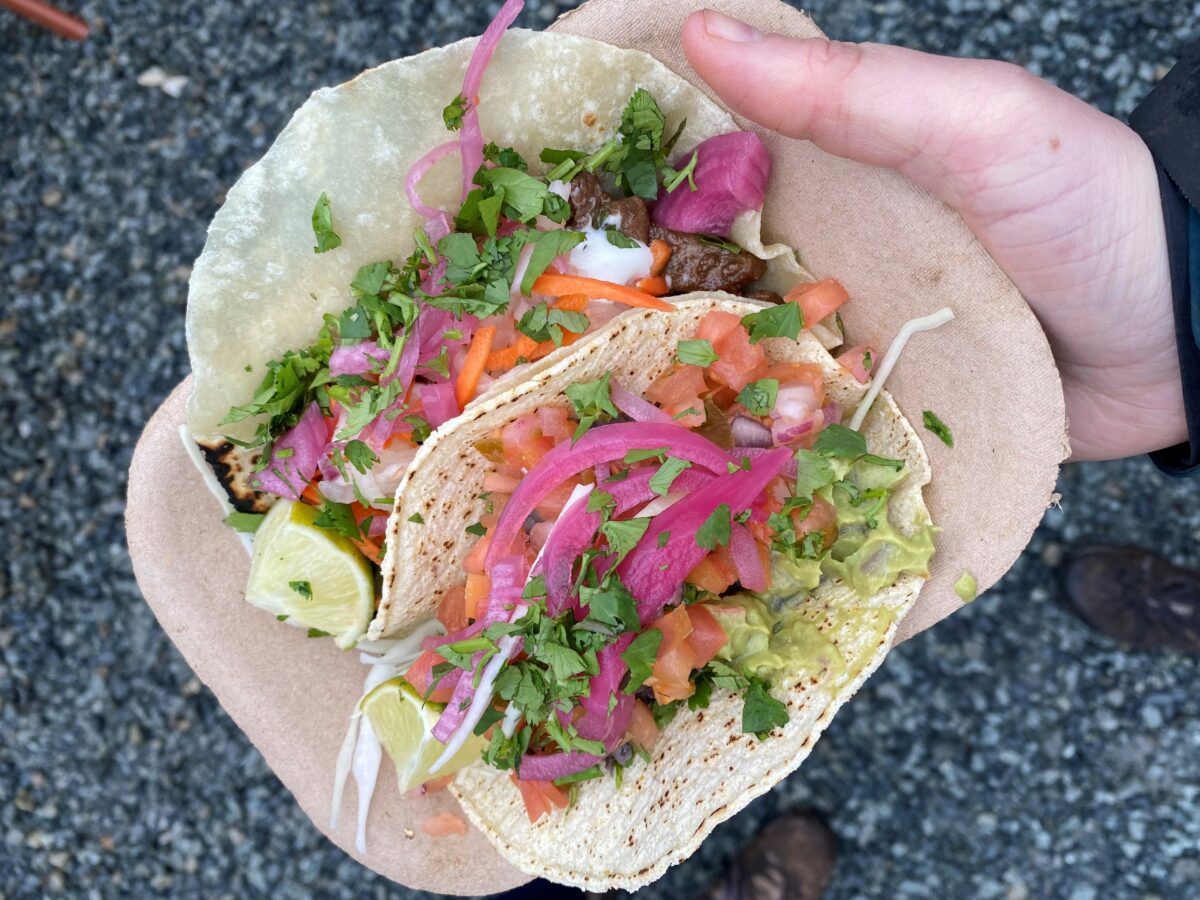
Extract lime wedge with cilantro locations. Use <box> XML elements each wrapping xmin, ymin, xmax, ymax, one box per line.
<box><xmin>244</xmin><ymin>499</ymin><xmax>375</xmax><ymax>649</ymax></box>
<box><xmin>360</xmin><ymin>678</ymin><xmax>485</xmax><ymax>791</ymax></box>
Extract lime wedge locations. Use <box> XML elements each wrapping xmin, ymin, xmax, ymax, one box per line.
<box><xmin>360</xmin><ymin>678</ymin><xmax>485</xmax><ymax>791</ymax></box>
<box><xmin>244</xmin><ymin>499</ymin><xmax>375</xmax><ymax>649</ymax></box>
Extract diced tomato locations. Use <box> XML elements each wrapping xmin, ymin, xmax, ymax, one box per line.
<box><xmin>646</xmin><ymin>364</ymin><xmax>707</xmax><ymax>408</ymax></box>
<box><xmin>300</xmin><ymin>482</ymin><xmax>322</xmax><ymax>506</ymax></box>
<box><xmin>837</xmin><ymin>345</ymin><xmax>875</xmax><ymax>384</ymax></box>
<box><xmin>629</xmin><ymin>699</ymin><xmax>661</xmax><ymax>750</ymax></box>
<box><xmin>764</xmin><ymin>363</ymin><xmax>826</xmax><ymax>408</ymax></box>
<box><xmin>463</xmin><ymin>533</ymin><xmax>491</xmax><ymax>575</ymax></box>
<box><xmin>483</xmin><ymin>470</ymin><xmax>521</xmax><ymax>493</ymax></box>
<box><xmin>705</xmin><ymin>317</ymin><xmax>767</xmax><ymax>392</ymax></box>
<box><xmin>405</xmin><ymin>649</ymin><xmax>454</xmax><ymax>703</ymax></box>
<box><xmin>791</xmin><ymin>495</ymin><xmax>839</xmax><ymax>549</ymax></box>
<box><xmin>436</xmin><ymin>583</ymin><xmax>468</xmax><ymax>633</ymax></box>
<box><xmin>529</xmin><ymin>520</ymin><xmax>554</xmax><ymax>550</ymax></box>
<box><xmin>685</xmin><ymin>548</ymin><xmax>737</xmax><ymax>595</ymax></box>
<box><xmin>684</xmin><ymin>604</ymin><xmax>729</xmax><ymax>667</ymax></box>
<box><xmin>501</xmin><ymin>414</ymin><xmax>555</xmax><ymax>469</ymax></box>
<box><xmin>417</xmin><ymin>774</ymin><xmax>454</xmax><ymax>794</ymax></box>
<box><xmin>646</xmin><ymin>605</ymin><xmax>696</xmax><ymax>704</ymax></box>
<box><xmin>420</xmin><ymin>811</ymin><xmax>468</xmax><ymax>836</ymax></box>
<box><xmin>539</xmin><ymin>406</ymin><xmax>573</xmax><ymax>443</ymax></box>
<box><xmin>696</xmin><ymin>310</ymin><xmax>742</xmax><ymax>346</ymax></box>
<box><xmin>785</xmin><ymin>278</ymin><xmax>850</xmax><ymax>329</ymax></box>
<box><xmin>512</xmin><ymin>775</ymin><xmax>569</xmax><ymax>823</ymax></box>
<box><xmin>536</xmin><ymin>474</ymin><xmax>588</xmax><ymax>520</ymax></box>
<box><xmin>464</xmin><ymin>573</ymin><xmax>491</xmax><ymax>620</ymax></box>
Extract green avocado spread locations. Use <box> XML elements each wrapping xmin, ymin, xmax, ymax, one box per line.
<box><xmin>711</xmin><ymin>456</ymin><xmax>936</xmax><ymax>687</ymax></box>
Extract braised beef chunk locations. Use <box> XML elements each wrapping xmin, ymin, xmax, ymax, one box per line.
<box><xmin>743</xmin><ymin>289</ymin><xmax>784</xmax><ymax>304</ymax></box>
<box><xmin>568</xmin><ymin>172</ymin><xmax>610</xmax><ymax>229</ymax></box>
<box><xmin>650</xmin><ymin>226</ymin><xmax>768</xmax><ymax>294</ymax></box>
<box><xmin>594</xmin><ymin>196</ymin><xmax>651</xmax><ymax>244</ymax></box>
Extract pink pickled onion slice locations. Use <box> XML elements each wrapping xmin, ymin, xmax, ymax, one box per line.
<box><xmin>730</xmin><ymin>415</ymin><xmax>773</xmax><ymax>448</ymax></box>
<box><xmin>486</xmin><ymin>423</ymin><xmax>736</xmax><ymax>569</ymax></box>
<box><xmin>256</xmin><ymin>402</ymin><xmax>327</xmax><ymax>499</ymax></box>
<box><xmin>329</xmin><ymin>341</ymin><xmax>390</xmax><ymax>378</ymax></box>
<box><xmin>421</xmin><ymin>620</ymin><xmax>485</xmax><ymax>653</ymax></box>
<box><xmin>479</xmin><ymin>555</ymin><xmax>529</xmax><ymax>626</ymax></box>
<box><xmin>651</xmin><ymin>132</ymin><xmax>771</xmax><ymax>238</ymax></box>
<box><xmin>618</xmin><ymin>448</ymin><xmax>791</xmax><ymax>621</ymax></box>
<box><xmin>535</xmin><ymin>485</ymin><xmax>604</xmax><ymax>615</ymax></box>
<box><xmin>728</xmin><ymin>522</ymin><xmax>766</xmax><ymax>591</ymax></box>
<box><xmin>356</xmin><ymin>334</ymin><xmax>421</xmax><ymax>448</ymax></box>
<box><xmin>822</xmin><ymin>401</ymin><xmax>842</xmax><ymax>426</ymax></box>
<box><xmin>459</xmin><ymin>0</ymin><xmax>524</xmax><ymax>196</ymax></box>
<box><xmin>405</xmin><ymin>140</ymin><xmax>460</xmax><ymax>221</ymax></box>
<box><xmin>575</xmin><ymin>634</ymin><xmax>634</xmax><ymax>743</ymax></box>
<box><xmin>420</xmin><ymin>381</ymin><xmax>460</xmax><ymax>427</ymax></box>
<box><xmin>610</xmin><ymin>378</ymin><xmax>672</xmax><ymax>424</ymax></box>
<box><xmin>517</xmin><ymin>750</ymin><xmax>603</xmax><ymax>782</ymax></box>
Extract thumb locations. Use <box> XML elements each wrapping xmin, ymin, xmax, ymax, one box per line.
<box><xmin>681</xmin><ymin>9</ymin><xmax>1087</xmax><ymax>210</ymax></box>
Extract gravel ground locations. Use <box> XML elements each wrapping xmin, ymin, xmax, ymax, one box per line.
<box><xmin>3</xmin><ymin>1</ymin><xmax>1199</xmax><ymax>897</ymax></box>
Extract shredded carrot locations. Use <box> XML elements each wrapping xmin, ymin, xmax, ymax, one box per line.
<box><xmin>485</xmin><ymin>333</ymin><xmax>539</xmax><ymax>372</ymax></box>
<box><xmin>531</xmin><ymin>274</ymin><xmax>673</xmax><ymax>312</ymax></box>
<box><xmin>550</xmin><ymin>292</ymin><xmax>589</xmax><ymax>312</ymax></box>
<box><xmin>300</xmin><ymin>482</ymin><xmax>321</xmax><ymax>506</ymax></box>
<box><xmin>455</xmin><ymin>325</ymin><xmax>496</xmax><ymax>408</ymax></box>
<box><xmin>353</xmin><ymin>537</ymin><xmax>383</xmax><ymax>565</ymax></box>
<box><xmin>635</xmin><ymin>275</ymin><xmax>669</xmax><ymax>297</ymax></box>
<box><xmin>649</xmin><ymin>239</ymin><xmax>672</xmax><ymax>276</ymax></box>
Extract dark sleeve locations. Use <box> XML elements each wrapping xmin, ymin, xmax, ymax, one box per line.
<box><xmin>1129</xmin><ymin>41</ymin><xmax>1200</xmax><ymax>477</ymax></box>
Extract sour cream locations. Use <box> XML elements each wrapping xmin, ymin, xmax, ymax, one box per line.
<box><xmin>567</xmin><ymin>224</ymin><xmax>653</xmax><ymax>286</ymax></box>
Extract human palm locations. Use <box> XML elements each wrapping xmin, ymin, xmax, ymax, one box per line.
<box><xmin>683</xmin><ymin>10</ymin><xmax>1185</xmax><ymax>460</ymax></box>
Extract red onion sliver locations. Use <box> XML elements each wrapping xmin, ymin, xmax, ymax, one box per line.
<box><xmin>329</xmin><ymin>341</ymin><xmax>390</xmax><ymax>378</ymax></box>
<box><xmin>517</xmin><ymin>750</ymin><xmax>604</xmax><ymax>782</ymax></box>
<box><xmin>730</xmin><ymin>415</ymin><xmax>773</xmax><ymax>448</ymax></box>
<box><xmin>255</xmin><ymin>402</ymin><xmax>327</xmax><ymax>500</ymax></box>
<box><xmin>651</xmin><ymin>132</ymin><xmax>771</xmax><ymax>238</ymax></box>
<box><xmin>458</xmin><ymin>0</ymin><xmax>524</xmax><ymax>197</ymax></box>
<box><xmin>404</xmin><ymin>140</ymin><xmax>460</xmax><ymax>221</ymax></box>
<box><xmin>728</xmin><ymin>522</ymin><xmax>766</xmax><ymax>591</ymax></box>
<box><xmin>611</xmin><ymin>378</ymin><xmax>672</xmax><ymax>424</ymax></box>
<box><xmin>420</xmin><ymin>381</ymin><xmax>460</xmax><ymax>427</ymax></box>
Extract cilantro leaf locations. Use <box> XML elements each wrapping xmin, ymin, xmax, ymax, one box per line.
<box><xmin>516</xmin><ymin>300</ymin><xmax>589</xmax><ymax>346</ymax></box>
<box><xmin>599</xmin><ymin>517</ymin><xmax>651</xmax><ymax>564</ymax></box>
<box><xmin>621</xmin><ymin>629</ymin><xmax>664</xmax><ymax>693</ymax></box>
<box><xmin>474</xmin><ymin>705</ymin><xmax>505</xmax><ymax>736</ymax></box>
<box><xmin>922</xmin><ymin>410</ymin><xmax>954</xmax><ymax>447</ymax></box>
<box><xmin>403</xmin><ymin>414</ymin><xmax>432</xmax><ymax>444</ymax></box>
<box><xmin>311</xmin><ymin>192</ymin><xmax>342</xmax><ymax>254</ymax></box>
<box><xmin>793</xmin><ymin>449</ymin><xmax>836</xmax><ymax>499</ymax></box>
<box><xmin>344</xmin><ymin>440</ymin><xmax>378</xmax><ymax>475</ymax></box>
<box><xmin>735</xmin><ymin>378</ymin><xmax>779</xmax><ymax>416</ymax></box>
<box><xmin>482</xmin><ymin>142</ymin><xmax>528</xmax><ymax>171</ymax></box>
<box><xmin>604</xmin><ymin>229</ymin><xmax>640</xmax><ymax>250</ymax></box>
<box><xmin>289</xmin><ymin>581</ymin><xmax>312</xmax><ymax>600</ymax></box>
<box><xmin>307</xmin><ymin>628</ymin><xmax>332</xmax><ymax>638</ymax></box>
<box><xmin>649</xmin><ymin>457</ymin><xmax>692</xmax><ymax>497</ymax></box>
<box><xmin>675</xmin><ymin>339</ymin><xmax>718</xmax><ymax>367</ymax></box>
<box><xmin>742</xmin><ymin>679</ymin><xmax>789</xmax><ymax>736</ymax></box>
<box><xmin>541</xmin><ymin>642</ymin><xmax>589</xmax><ymax>681</ymax></box>
<box><xmin>466</xmin><ymin>522</ymin><xmax>488</xmax><ymax>537</ymax></box>
<box><xmin>520</xmin><ymin>229</ymin><xmax>587</xmax><ymax>295</ymax></box>
<box><xmin>522</xmin><ymin>574</ymin><xmax>547</xmax><ymax>600</ymax></box>
<box><xmin>696</xmin><ymin>503</ymin><xmax>732</xmax><ymax>551</ymax></box>
<box><xmin>351</xmin><ymin>261</ymin><xmax>390</xmax><ymax>297</ymax></box>
<box><xmin>407</xmin><ymin>512</ymin><xmax>425</xmax><ymax>524</ymax></box>
<box><xmin>443</xmin><ymin>92</ymin><xmax>467</xmax><ymax>130</ymax></box>
<box><xmin>581</xmin><ymin>580</ymin><xmax>639</xmax><ymax>632</ymax></box>
<box><xmin>741</xmin><ymin>302</ymin><xmax>802</xmax><ymax>344</ymax></box>
<box><xmin>223</xmin><ymin>511</ymin><xmax>265</xmax><ymax>533</ymax></box>
<box><xmin>564</xmin><ymin>373</ymin><xmax>620</xmax><ymax>440</ymax></box>
<box><xmin>313</xmin><ymin>499</ymin><xmax>360</xmax><ymax>540</ymax></box>
<box><xmin>624</xmin><ymin>446</ymin><xmax>669</xmax><ymax>464</ymax></box>
<box><xmin>586</xmin><ymin>490</ymin><xmax>615</xmax><ymax>513</ymax></box>
<box><xmin>813</xmin><ymin>423</ymin><xmax>868</xmax><ymax>458</ymax></box>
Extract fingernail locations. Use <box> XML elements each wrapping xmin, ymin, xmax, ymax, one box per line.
<box><xmin>702</xmin><ymin>9</ymin><xmax>763</xmax><ymax>43</ymax></box>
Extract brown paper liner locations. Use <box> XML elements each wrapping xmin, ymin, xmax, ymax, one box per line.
<box><xmin>126</xmin><ymin>0</ymin><xmax>1065</xmax><ymax>893</ymax></box>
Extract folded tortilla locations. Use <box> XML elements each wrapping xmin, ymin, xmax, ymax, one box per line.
<box><xmin>377</xmin><ymin>294</ymin><xmax>931</xmax><ymax>889</ymax></box>
<box><xmin>184</xmin><ymin>29</ymin><xmax>741</xmax><ymax>444</ymax></box>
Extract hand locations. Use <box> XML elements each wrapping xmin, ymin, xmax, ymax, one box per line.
<box><xmin>683</xmin><ymin>9</ymin><xmax>1186</xmax><ymax>462</ymax></box>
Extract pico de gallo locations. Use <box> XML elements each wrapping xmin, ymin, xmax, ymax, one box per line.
<box><xmin>399</xmin><ymin>308</ymin><xmax>936</xmax><ymax>822</ymax></box>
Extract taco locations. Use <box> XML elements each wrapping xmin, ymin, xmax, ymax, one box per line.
<box><xmin>363</xmin><ymin>293</ymin><xmax>937</xmax><ymax>889</ymax></box>
<box><xmin>184</xmin><ymin>0</ymin><xmax>849</xmax><ymax>650</ymax></box>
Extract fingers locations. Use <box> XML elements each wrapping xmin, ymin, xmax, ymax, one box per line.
<box><xmin>681</xmin><ymin>9</ymin><xmax>1070</xmax><ymax>207</ymax></box>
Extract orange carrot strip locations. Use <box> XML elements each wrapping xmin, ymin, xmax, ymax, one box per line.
<box><xmin>649</xmin><ymin>239</ymin><xmax>672</xmax><ymax>276</ymax></box>
<box><xmin>300</xmin><ymin>482</ymin><xmax>321</xmax><ymax>506</ymax></box>
<box><xmin>353</xmin><ymin>538</ymin><xmax>383</xmax><ymax>565</ymax></box>
<box><xmin>456</xmin><ymin>325</ymin><xmax>496</xmax><ymax>407</ymax></box>
<box><xmin>635</xmin><ymin>275</ymin><xmax>669</xmax><ymax>297</ymax></box>
<box><xmin>550</xmin><ymin>292</ymin><xmax>589</xmax><ymax>312</ymax></box>
<box><xmin>485</xmin><ymin>333</ymin><xmax>539</xmax><ymax>372</ymax></box>
<box><xmin>531</xmin><ymin>274</ymin><xmax>673</xmax><ymax>312</ymax></box>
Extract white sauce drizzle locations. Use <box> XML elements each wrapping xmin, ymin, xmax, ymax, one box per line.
<box><xmin>567</xmin><ymin>224</ymin><xmax>653</xmax><ymax>285</ymax></box>
<box><xmin>848</xmin><ymin>308</ymin><xmax>956</xmax><ymax>432</ymax></box>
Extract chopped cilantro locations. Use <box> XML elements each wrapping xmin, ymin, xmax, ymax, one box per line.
<box><xmin>741</xmin><ymin>302</ymin><xmax>802</xmax><ymax>344</ymax></box>
<box><xmin>312</xmin><ymin>499</ymin><xmax>360</xmax><ymax>541</ymax></box>
<box><xmin>520</xmin><ymin>230</ymin><xmax>587</xmax><ymax>295</ymax></box>
<box><xmin>307</xmin><ymin>628</ymin><xmax>331</xmax><ymax>639</ymax></box>
<box><xmin>663</xmin><ymin>149</ymin><xmax>698</xmax><ymax>193</ymax></box>
<box><xmin>407</xmin><ymin>512</ymin><xmax>424</xmax><ymax>524</ymax></box>
<box><xmin>465</xmin><ymin>522</ymin><xmax>488</xmax><ymax>537</ymax></box>
<box><xmin>923</xmin><ymin>410</ymin><xmax>954</xmax><ymax>447</ymax></box>
<box><xmin>586</xmin><ymin>490</ymin><xmax>615</xmax><ymax>513</ymax></box>
<box><xmin>696</xmin><ymin>503</ymin><xmax>732</xmax><ymax>551</ymax></box>
<box><xmin>649</xmin><ymin>457</ymin><xmax>692</xmax><ymax>497</ymax></box>
<box><xmin>344</xmin><ymin>440</ymin><xmax>379</xmax><ymax>474</ymax></box>
<box><xmin>516</xmin><ymin>300</ymin><xmax>589</xmax><ymax>346</ymax></box>
<box><xmin>675</xmin><ymin>339</ymin><xmax>719</xmax><ymax>367</ymax></box>
<box><xmin>624</xmin><ymin>446</ymin><xmax>669</xmax><ymax>464</ymax></box>
<box><xmin>403</xmin><ymin>414</ymin><xmax>432</xmax><ymax>444</ymax></box>
<box><xmin>604</xmin><ymin>229</ymin><xmax>640</xmax><ymax>250</ymax></box>
<box><xmin>813</xmin><ymin>423</ymin><xmax>867</xmax><ymax>458</ymax></box>
<box><xmin>289</xmin><ymin>581</ymin><xmax>312</xmax><ymax>600</ymax></box>
<box><xmin>621</xmin><ymin>629</ymin><xmax>664</xmax><ymax>693</ymax></box>
<box><xmin>564</xmin><ymin>373</ymin><xmax>620</xmax><ymax>441</ymax></box>
<box><xmin>442</xmin><ymin>92</ymin><xmax>467</xmax><ymax>130</ymax></box>
<box><xmin>742</xmin><ymin>679</ymin><xmax>789</xmax><ymax>737</ymax></box>
<box><xmin>599</xmin><ymin>517</ymin><xmax>651</xmax><ymax>564</ymax></box>
<box><xmin>735</xmin><ymin>378</ymin><xmax>779</xmax><ymax>416</ymax></box>
<box><xmin>311</xmin><ymin>192</ymin><xmax>342</xmax><ymax>254</ymax></box>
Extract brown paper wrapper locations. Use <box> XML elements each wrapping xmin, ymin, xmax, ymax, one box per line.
<box><xmin>126</xmin><ymin>0</ymin><xmax>1066</xmax><ymax>893</ymax></box>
